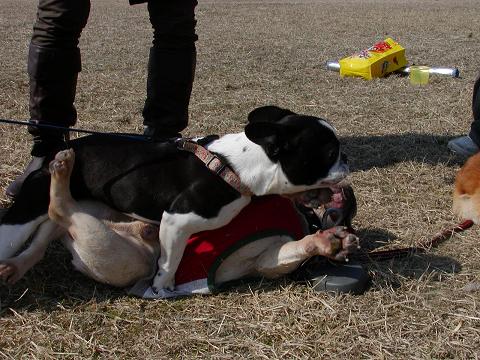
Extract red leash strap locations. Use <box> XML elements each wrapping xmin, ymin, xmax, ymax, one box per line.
<box><xmin>352</xmin><ymin>220</ymin><xmax>474</xmax><ymax>261</ymax></box>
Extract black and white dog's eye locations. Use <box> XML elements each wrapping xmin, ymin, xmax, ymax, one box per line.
<box><xmin>328</xmin><ymin>150</ymin><xmax>337</xmax><ymax>162</ymax></box>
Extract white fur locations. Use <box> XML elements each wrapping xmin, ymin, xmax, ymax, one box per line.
<box><xmin>153</xmin><ymin>125</ymin><xmax>346</xmax><ymax>290</ymax></box>
<box><xmin>453</xmin><ymin>194</ymin><xmax>480</xmax><ymax>224</ymax></box>
<box><xmin>207</xmin><ymin>132</ymin><xmax>348</xmax><ymax>195</ymax></box>
<box><xmin>0</xmin><ymin>215</ymin><xmax>48</xmax><ymax>260</ymax></box>
<box><xmin>207</xmin><ymin>133</ymin><xmax>278</xmax><ymax>195</ymax></box>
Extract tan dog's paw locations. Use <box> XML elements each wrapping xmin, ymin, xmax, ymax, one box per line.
<box><xmin>0</xmin><ymin>259</ymin><xmax>26</xmax><ymax>285</ymax></box>
<box><xmin>49</xmin><ymin>149</ymin><xmax>75</xmax><ymax>180</ymax></box>
<box><xmin>308</xmin><ymin>226</ymin><xmax>360</xmax><ymax>261</ymax></box>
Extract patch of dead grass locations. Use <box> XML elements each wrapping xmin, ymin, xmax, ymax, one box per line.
<box><xmin>1</xmin><ymin>0</ymin><xmax>480</xmax><ymax>358</ymax></box>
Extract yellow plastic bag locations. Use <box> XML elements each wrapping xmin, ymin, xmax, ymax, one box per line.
<box><xmin>339</xmin><ymin>38</ymin><xmax>407</xmax><ymax>80</ymax></box>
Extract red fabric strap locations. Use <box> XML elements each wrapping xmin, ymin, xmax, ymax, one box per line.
<box><xmin>175</xmin><ymin>195</ymin><xmax>305</xmax><ymax>287</ymax></box>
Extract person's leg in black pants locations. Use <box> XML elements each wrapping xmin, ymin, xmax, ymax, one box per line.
<box><xmin>448</xmin><ymin>74</ymin><xmax>480</xmax><ymax>157</ymax></box>
<box><xmin>142</xmin><ymin>0</ymin><xmax>198</xmax><ymax>139</ymax></box>
<box><xmin>468</xmin><ymin>75</ymin><xmax>480</xmax><ymax>145</ymax></box>
<box><xmin>6</xmin><ymin>0</ymin><xmax>90</xmax><ymax>197</ymax></box>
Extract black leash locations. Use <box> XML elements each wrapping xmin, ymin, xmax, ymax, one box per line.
<box><xmin>0</xmin><ymin>118</ymin><xmax>150</xmax><ymax>142</ymax></box>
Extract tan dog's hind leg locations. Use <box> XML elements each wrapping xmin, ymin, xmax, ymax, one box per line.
<box><xmin>48</xmin><ymin>149</ymin><xmax>76</xmax><ymax>227</ymax></box>
<box><xmin>0</xmin><ymin>220</ymin><xmax>63</xmax><ymax>284</ymax></box>
<box><xmin>0</xmin><ymin>149</ymin><xmax>72</xmax><ymax>284</ymax></box>
<box><xmin>254</xmin><ymin>227</ymin><xmax>359</xmax><ymax>279</ymax></box>
<box><xmin>48</xmin><ymin>149</ymin><xmax>156</xmax><ymax>287</ymax></box>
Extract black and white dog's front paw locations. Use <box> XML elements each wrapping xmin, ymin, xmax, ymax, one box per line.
<box><xmin>152</xmin><ymin>269</ymin><xmax>175</xmax><ymax>293</ymax></box>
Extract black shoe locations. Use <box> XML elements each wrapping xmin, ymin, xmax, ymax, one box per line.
<box><xmin>447</xmin><ymin>136</ymin><xmax>479</xmax><ymax>157</ymax></box>
<box><xmin>5</xmin><ymin>156</ymin><xmax>45</xmax><ymax>198</ymax></box>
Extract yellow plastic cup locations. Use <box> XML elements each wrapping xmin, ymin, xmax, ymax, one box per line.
<box><xmin>410</xmin><ymin>66</ymin><xmax>430</xmax><ymax>85</ymax></box>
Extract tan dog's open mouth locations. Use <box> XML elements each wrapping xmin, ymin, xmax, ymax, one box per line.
<box><xmin>287</xmin><ymin>183</ymin><xmax>357</xmax><ymax>230</ymax></box>
<box><xmin>288</xmin><ymin>180</ymin><xmax>349</xmax><ymax>208</ymax></box>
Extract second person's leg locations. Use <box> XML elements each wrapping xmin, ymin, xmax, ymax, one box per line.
<box><xmin>143</xmin><ymin>0</ymin><xmax>198</xmax><ymax>139</ymax></box>
<box><xmin>468</xmin><ymin>74</ymin><xmax>480</xmax><ymax>146</ymax></box>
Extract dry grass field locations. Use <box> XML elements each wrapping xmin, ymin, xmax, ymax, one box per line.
<box><xmin>1</xmin><ymin>0</ymin><xmax>480</xmax><ymax>358</ymax></box>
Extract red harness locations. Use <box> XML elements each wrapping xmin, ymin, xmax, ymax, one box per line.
<box><xmin>174</xmin><ymin>195</ymin><xmax>306</xmax><ymax>290</ymax></box>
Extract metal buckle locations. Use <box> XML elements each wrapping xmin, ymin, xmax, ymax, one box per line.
<box><xmin>175</xmin><ymin>138</ymin><xmax>187</xmax><ymax>149</ymax></box>
<box><xmin>205</xmin><ymin>155</ymin><xmax>227</xmax><ymax>175</ymax></box>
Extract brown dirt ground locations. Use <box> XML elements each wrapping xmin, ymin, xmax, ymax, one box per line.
<box><xmin>1</xmin><ymin>0</ymin><xmax>480</xmax><ymax>358</ymax></box>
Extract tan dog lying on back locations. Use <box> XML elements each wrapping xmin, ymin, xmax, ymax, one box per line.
<box><xmin>0</xmin><ymin>149</ymin><xmax>359</xmax><ymax>296</ymax></box>
<box><xmin>454</xmin><ymin>153</ymin><xmax>480</xmax><ymax>223</ymax></box>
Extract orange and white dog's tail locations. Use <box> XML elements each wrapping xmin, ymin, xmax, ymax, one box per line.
<box><xmin>453</xmin><ymin>153</ymin><xmax>480</xmax><ymax>224</ymax></box>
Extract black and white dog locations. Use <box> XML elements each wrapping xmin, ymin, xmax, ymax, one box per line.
<box><xmin>0</xmin><ymin>106</ymin><xmax>349</xmax><ymax>294</ymax></box>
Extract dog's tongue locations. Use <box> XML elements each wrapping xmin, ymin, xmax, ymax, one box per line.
<box><xmin>328</xmin><ymin>187</ymin><xmax>345</xmax><ymax>208</ymax></box>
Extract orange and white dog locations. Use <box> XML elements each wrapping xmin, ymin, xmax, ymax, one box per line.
<box><xmin>453</xmin><ymin>153</ymin><xmax>480</xmax><ymax>223</ymax></box>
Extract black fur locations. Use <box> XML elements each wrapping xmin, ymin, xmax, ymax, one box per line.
<box><xmin>2</xmin><ymin>106</ymin><xmax>343</xmax><ymax>227</ymax></box>
<box><xmin>3</xmin><ymin>135</ymin><xmax>240</xmax><ymax>224</ymax></box>
<box><xmin>245</xmin><ymin>108</ymin><xmax>339</xmax><ymax>185</ymax></box>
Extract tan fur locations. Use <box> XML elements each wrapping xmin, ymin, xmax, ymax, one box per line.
<box><xmin>453</xmin><ymin>153</ymin><xmax>480</xmax><ymax>223</ymax></box>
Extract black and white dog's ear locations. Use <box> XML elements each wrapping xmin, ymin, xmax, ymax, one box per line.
<box><xmin>245</xmin><ymin>121</ymin><xmax>286</xmax><ymax>160</ymax></box>
<box><xmin>247</xmin><ymin>106</ymin><xmax>295</xmax><ymax>124</ymax></box>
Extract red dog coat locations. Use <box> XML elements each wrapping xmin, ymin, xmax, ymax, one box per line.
<box><xmin>130</xmin><ymin>195</ymin><xmax>306</xmax><ymax>298</ymax></box>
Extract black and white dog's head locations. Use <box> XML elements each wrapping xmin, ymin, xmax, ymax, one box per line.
<box><xmin>243</xmin><ymin>106</ymin><xmax>348</xmax><ymax>194</ymax></box>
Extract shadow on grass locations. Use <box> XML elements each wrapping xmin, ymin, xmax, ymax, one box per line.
<box><xmin>0</xmin><ymin>245</ymin><xmax>127</xmax><ymax>317</ymax></box>
<box><xmin>0</xmin><ymin>226</ymin><xmax>463</xmax><ymax>314</ymax></box>
<box><xmin>340</xmin><ymin>133</ymin><xmax>465</xmax><ymax>171</ymax></box>
<box><xmin>365</xmin><ymin>253</ymin><xmax>462</xmax><ymax>290</ymax></box>
<box><xmin>353</xmin><ymin>226</ymin><xmax>462</xmax><ymax>290</ymax></box>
